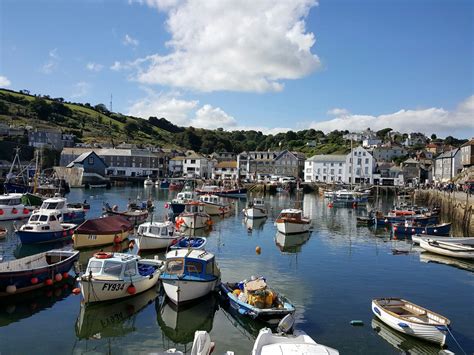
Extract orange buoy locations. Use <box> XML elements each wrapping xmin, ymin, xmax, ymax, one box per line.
<box><xmin>55</xmin><ymin>274</ymin><xmax>63</xmax><ymax>282</ymax></box>
<box><xmin>62</xmin><ymin>272</ymin><xmax>69</xmax><ymax>279</ymax></box>
<box><xmin>114</xmin><ymin>235</ymin><xmax>121</xmax><ymax>244</ymax></box>
<box><xmin>256</xmin><ymin>246</ymin><xmax>261</xmax><ymax>255</ymax></box>
<box><xmin>328</xmin><ymin>203</ymin><xmax>333</xmax><ymax>208</ymax></box>
<box><xmin>72</xmin><ymin>287</ymin><xmax>81</xmax><ymax>295</ymax></box>
<box><xmin>127</xmin><ymin>284</ymin><xmax>136</xmax><ymax>295</ymax></box>
<box><xmin>30</xmin><ymin>277</ymin><xmax>39</xmax><ymax>285</ymax></box>
<box><xmin>45</xmin><ymin>279</ymin><xmax>53</xmax><ymax>286</ymax></box>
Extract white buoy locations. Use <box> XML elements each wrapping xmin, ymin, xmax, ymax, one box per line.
<box><xmin>6</xmin><ymin>285</ymin><xmax>17</xmax><ymax>294</ymax></box>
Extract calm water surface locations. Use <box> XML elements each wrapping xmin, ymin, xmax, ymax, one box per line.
<box><xmin>0</xmin><ymin>186</ymin><xmax>473</xmax><ymax>354</ymax></box>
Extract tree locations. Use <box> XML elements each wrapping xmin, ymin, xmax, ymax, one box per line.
<box><xmin>376</xmin><ymin>128</ymin><xmax>392</xmax><ymax>139</ymax></box>
<box><xmin>431</xmin><ymin>133</ymin><xmax>437</xmax><ymax>140</ymax></box>
<box><xmin>29</xmin><ymin>98</ymin><xmax>52</xmax><ymax>120</ymax></box>
<box><xmin>94</xmin><ymin>103</ymin><xmax>109</xmax><ymax>114</ymax></box>
<box><xmin>0</xmin><ymin>101</ymin><xmax>9</xmax><ymax>115</ymax></box>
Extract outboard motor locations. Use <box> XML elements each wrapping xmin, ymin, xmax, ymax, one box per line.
<box><xmin>277</xmin><ymin>314</ymin><xmax>296</xmax><ymax>335</ymax></box>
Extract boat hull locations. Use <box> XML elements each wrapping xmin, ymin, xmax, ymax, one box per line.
<box><xmin>0</xmin><ymin>206</ymin><xmax>31</xmax><ymax>221</ymax></box>
<box><xmin>276</xmin><ymin>221</ymin><xmax>310</xmax><ymax>235</ymax></box>
<box><xmin>178</xmin><ymin>214</ymin><xmax>210</xmax><ymax>230</ymax></box>
<box><xmin>371</xmin><ymin>300</ymin><xmax>448</xmax><ymax>345</ymax></box>
<box><xmin>136</xmin><ymin>234</ymin><xmax>178</xmax><ymax>250</ymax></box>
<box><xmin>376</xmin><ymin>215</ymin><xmax>438</xmax><ymax>227</ymax></box>
<box><xmin>243</xmin><ymin>207</ymin><xmax>267</xmax><ymax>219</ymax></box>
<box><xmin>161</xmin><ymin>277</ymin><xmax>219</xmax><ymax>304</ymax></box>
<box><xmin>79</xmin><ymin>269</ymin><xmax>160</xmax><ymax>303</ymax></box>
<box><xmin>202</xmin><ymin>203</ymin><xmax>231</xmax><ymax>216</ymax></box>
<box><xmin>419</xmin><ymin>239</ymin><xmax>474</xmax><ymax>259</ymax></box>
<box><xmin>17</xmin><ymin>225</ymin><xmax>76</xmax><ymax>245</ymax></box>
<box><xmin>73</xmin><ymin>230</ymin><xmax>131</xmax><ymax>249</ymax></box>
<box><xmin>392</xmin><ymin>223</ymin><xmax>451</xmax><ymax>236</ymax></box>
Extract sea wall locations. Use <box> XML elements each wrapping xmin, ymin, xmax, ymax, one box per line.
<box><xmin>415</xmin><ymin>190</ymin><xmax>474</xmax><ymax>237</ymax></box>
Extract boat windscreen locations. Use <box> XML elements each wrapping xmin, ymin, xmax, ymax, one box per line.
<box><xmin>166</xmin><ymin>259</ymin><xmax>184</xmax><ymax>274</ymax></box>
<box><xmin>103</xmin><ymin>261</ymin><xmax>123</xmax><ymax>277</ymax></box>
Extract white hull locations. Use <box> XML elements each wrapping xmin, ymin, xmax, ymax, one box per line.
<box><xmin>0</xmin><ymin>205</ymin><xmax>31</xmax><ymax>221</ymax></box>
<box><xmin>180</xmin><ymin>214</ymin><xmax>210</xmax><ymax>229</ymax></box>
<box><xmin>136</xmin><ymin>234</ymin><xmax>177</xmax><ymax>250</ymax></box>
<box><xmin>243</xmin><ymin>207</ymin><xmax>267</xmax><ymax>219</ymax></box>
<box><xmin>371</xmin><ymin>301</ymin><xmax>448</xmax><ymax>345</ymax></box>
<box><xmin>202</xmin><ymin>203</ymin><xmax>230</xmax><ymax>216</ymax></box>
<box><xmin>161</xmin><ymin>278</ymin><xmax>218</xmax><ymax>304</ymax></box>
<box><xmin>419</xmin><ymin>239</ymin><xmax>474</xmax><ymax>259</ymax></box>
<box><xmin>276</xmin><ymin>221</ymin><xmax>310</xmax><ymax>235</ymax></box>
<box><xmin>412</xmin><ymin>235</ymin><xmax>474</xmax><ymax>245</ymax></box>
<box><xmin>80</xmin><ymin>269</ymin><xmax>160</xmax><ymax>303</ymax></box>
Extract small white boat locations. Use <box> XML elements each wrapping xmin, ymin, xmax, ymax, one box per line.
<box><xmin>136</xmin><ymin>221</ymin><xmax>180</xmax><ymax>250</ymax></box>
<box><xmin>371</xmin><ymin>298</ymin><xmax>451</xmax><ymax>345</ymax></box>
<box><xmin>160</xmin><ymin>249</ymin><xmax>220</xmax><ymax>304</ymax></box>
<box><xmin>144</xmin><ymin>176</ymin><xmax>154</xmax><ymax>186</ymax></box>
<box><xmin>419</xmin><ymin>238</ymin><xmax>474</xmax><ymax>259</ymax></box>
<box><xmin>79</xmin><ymin>252</ymin><xmax>164</xmax><ymax>303</ymax></box>
<box><xmin>275</xmin><ymin>209</ymin><xmax>311</xmax><ymax>235</ymax></box>
<box><xmin>412</xmin><ymin>235</ymin><xmax>474</xmax><ymax>245</ymax></box>
<box><xmin>198</xmin><ymin>194</ymin><xmax>231</xmax><ymax>216</ymax></box>
<box><xmin>243</xmin><ymin>198</ymin><xmax>267</xmax><ymax>219</ymax></box>
<box><xmin>0</xmin><ymin>193</ymin><xmax>31</xmax><ymax>221</ymax></box>
<box><xmin>252</xmin><ymin>314</ymin><xmax>339</xmax><ymax>355</ymax></box>
<box><xmin>175</xmin><ymin>202</ymin><xmax>211</xmax><ymax>230</ymax></box>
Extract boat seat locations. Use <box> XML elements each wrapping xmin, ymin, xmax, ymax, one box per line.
<box><xmin>385</xmin><ymin>305</ymin><xmax>424</xmax><ymax>316</ymax></box>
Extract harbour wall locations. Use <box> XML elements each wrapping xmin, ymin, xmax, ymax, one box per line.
<box><xmin>415</xmin><ymin>190</ymin><xmax>474</xmax><ymax>237</ymax></box>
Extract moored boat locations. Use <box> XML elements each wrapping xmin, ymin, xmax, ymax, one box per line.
<box><xmin>170</xmin><ymin>236</ymin><xmax>207</xmax><ymax>250</ymax></box>
<box><xmin>136</xmin><ymin>221</ymin><xmax>180</xmax><ymax>251</ymax></box>
<box><xmin>220</xmin><ymin>277</ymin><xmax>295</xmax><ymax>325</ymax></box>
<box><xmin>0</xmin><ymin>249</ymin><xmax>79</xmax><ymax>296</ymax></box>
<box><xmin>419</xmin><ymin>238</ymin><xmax>474</xmax><ymax>260</ymax></box>
<box><xmin>275</xmin><ymin>209</ymin><xmax>311</xmax><ymax>235</ymax></box>
<box><xmin>252</xmin><ymin>315</ymin><xmax>339</xmax><ymax>355</ymax></box>
<box><xmin>371</xmin><ymin>298</ymin><xmax>451</xmax><ymax>345</ymax></box>
<box><xmin>39</xmin><ymin>196</ymin><xmax>86</xmax><ymax>224</ymax></box>
<box><xmin>375</xmin><ymin>211</ymin><xmax>438</xmax><ymax>227</ymax></box>
<box><xmin>73</xmin><ymin>215</ymin><xmax>133</xmax><ymax>249</ymax></box>
<box><xmin>196</xmin><ymin>184</ymin><xmax>247</xmax><ymax>198</ymax></box>
<box><xmin>160</xmin><ymin>249</ymin><xmax>220</xmax><ymax>304</ymax></box>
<box><xmin>78</xmin><ymin>252</ymin><xmax>164</xmax><ymax>303</ymax></box>
<box><xmin>243</xmin><ymin>198</ymin><xmax>267</xmax><ymax>219</ymax></box>
<box><xmin>412</xmin><ymin>235</ymin><xmax>474</xmax><ymax>245</ymax></box>
<box><xmin>198</xmin><ymin>194</ymin><xmax>231</xmax><ymax>216</ymax></box>
<box><xmin>16</xmin><ymin>210</ymin><xmax>77</xmax><ymax>244</ymax></box>
<box><xmin>167</xmin><ymin>190</ymin><xmax>196</xmax><ymax>215</ymax></box>
<box><xmin>103</xmin><ymin>203</ymin><xmax>149</xmax><ymax>225</ymax></box>
<box><xmin>144</xmin><ymin>176</ymin><xmax>154</xmax><ymax>186</ymax></box>
<box><xmin>275</xmin><ymin>231</ymin><xmax>310</xmax><ymax>253</ymax></box>
<box><xmin>391</xmin><ymin>222</ymin><xmax>451</xmax><ymax>236</ymax></box>
<box><xmin>175</xmin><ymin>202</ymin><xmax>212</xmax><ymax>230</ymax></box>
<box><xmin>0</xmin><ymin>193</ymin><xmax>32</xmax><ymax>221</ymax></box>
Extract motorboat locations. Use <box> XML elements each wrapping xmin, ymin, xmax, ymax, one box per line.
<box><xmin>168</xmin><ymin>190</ymin><xmax>196</xmax><ymax>215</ymax></box>
<box><xmin>419</xmin><ymin>238</ymin><xmax>474</xmax><ymax>259</ymax></box>
<box><xmin>275</xmin><ymin>209</ymin><xmax>311</xmax><ymax>235</ymax></box>
<box><xmin>175</xmin><ymin>202</ymin><xmax>212</xmax><ymax>230</ymax></box>
<box><xmin>220</xmin><ymin>277</ymin><xmax>295</xmax><ymax>325</ymax></box>
<box><xmin>78</xmin><ymin>252</ymin><xmax>164</xmax><ymax>303</ymax></box>
<box><xmin>371</xmin><ymin>298</ymin><xmax>450</xmax><ymax>345</ymax></box>
<box><xmin>375</xmin><ymin>211</ymin><xmax>438</xmax><ymax>227</ymax></box>
<box><xmin>15</xmin><ymin>210</ymin><xmax>77</xmax><ymax>244</ymax></box>
<box><xmin>243</xmin><ymin>198</ymin><xmax>267</xmax><ymax>219</ymax></box>
<box><xmin>330</xmin><ymin>189</ymin><xmax>368</xmax><ymax>206</ymax></box>
<box><xmin>196</xmin><ymin>184</ymin><xmax>247</xmax><ymax>198</ymax></box>
<box><xmin>144</xmin><ymin>176</ymin><xmax>154</xmax><ymax>186</ymax></box>
<box><xmin>412</xmin><ymin>235</ymin><xmax>474</xmax><ymax>245</ymax></box>
<box><xmin>136</xmin><ymin>221</ymin><xmax>180</xmax><ymax>250</ymax></box>
<box><xmin>0</xmin><ymin>193</ymin><xmax>32</xmax><ymax>221</ymax></box>
<box><xmin>103</xmin><ymin>202</ymin><xmax>149</xmax><ymax>226</ymax></box>
<box><xmin>252</xmin><ymin>314</ymin><xmax>339</xmax><ymax>355</ymax></box>
<box><xmin>0</xmin><ymin>249</ymin><xmax>79</xmax><ymax>296</ymax></box>
<box><xmin>198</xmin><ymin>194</ymin><xmax>231</xmax><ymax>216</ymax></box>
<box><xmin>39</xmin><ymin>196</ymin><xmax>87</xmax><ymax>224</ymax></box>
<box><xmin>160</xmin><ymin>249</ymin><xmax>220</xmax><ymax>304</ymax></box>
<box><xmin>170</xmin><ymin>237</ymin><xmax>207</xmax><ymax>250</ymax></box>
<box><xmin>73</xmin><ymin>215</ymin><xmax>133</xmax><ymax>249</ymax></box>
<box><xmin>391</xmin><ymin>222</ymin><xmax>451</xmax><ymax>236</ymax></box>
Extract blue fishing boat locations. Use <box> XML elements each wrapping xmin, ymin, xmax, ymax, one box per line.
<box><xmin>0</xmin><ymin>249</ymin><xmax>79</xmax><ymax>296</ymax></box>
<box><xmin>16</xmin><ymin>210</ymin><xmax>77</xmax><ymax>244</ymax></box>
<box><xmin>170</xmin><ymin>236</ymin><xmax>207</xmax><ymax>250</ymax></box>
<box><xmin>376</xmin><ymin>213</ymin><xmax>438</xmax><ymax>227</ymax></box>
<box><xmin>220</xmin><ymin>277</ymin><xmax>295</xmax><ymax>325</ymax></box>
<box><xmin>391</xmin><ymin>222</ymin><xmax>451</xmax><ymax>236</ymax></box>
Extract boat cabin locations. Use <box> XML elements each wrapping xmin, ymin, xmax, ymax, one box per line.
<box><xmin>163</xmin><ymin>249</ymin><xmax>218</xmax><ymax>280</ymax></box>
<box><xmin>199</xmin><ymin>185</ymin><xmax>220</xmax><ymax>193</ymax></box>
<box><xmin>85</xmin><ymin>253</ymin><xmax>152</xmax><ymax>280</ymax></box>
<box><xmin>278</xmin><ymin>209</ymin><xmax>303</xmax><ymax>220</ymax></box>
<box><xmin>41</xmin><ymin>197</ymin><xmax>66</xmax><ymax>211</ymax></box>
<box><xmin>184</xmin><ymin>202</ymin><xmax>205</xmax><ymax>213</ymax></box>
<box><xmin>174</xmin><ymin>191</ymin><xmax>194</xmax><ymax>203</ymax></box>
<box><xmin>22</xmin><ymin>211</ymin><xmax>64</xmax><ymax>231</ymax></box>
<box><xmin>199</xmin><ymin>194</ymin><xmax>221</xmax><ymax>205</ymax></box>
<box><xmin>137</xmin><ymin>222</ymin><xmax>174</xmax><ymax>237</ymax></box>
<box><xmin>253</xmin><ymin>198</ymin><xmax>265</xmax><ymax>206</ymax></box>
<box><xmin>0</xmin><ymin>194</ymin><xmax>23</xmax><ymax>206</ymax></box>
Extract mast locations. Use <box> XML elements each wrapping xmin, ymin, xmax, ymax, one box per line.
<box><xmin>33</xmin><ymin>149</ymin><xmax>40</xmax><ymax>194</ymax></box>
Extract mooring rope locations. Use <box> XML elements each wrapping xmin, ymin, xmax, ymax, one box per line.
<box><xmin>446</xmin><ymin>326</ymin><xmax>467</xmax><ymax>355</ymax></box>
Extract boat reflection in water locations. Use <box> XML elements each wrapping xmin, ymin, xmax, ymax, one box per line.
<box><xmin>420</xmin><ymin>252</ymin><xmax>474</xmax><ymax>273</ymax></box>
<box><xmin>75</xmin><ymin>288</ymin><xmax>158</xmax><ymax>339</ymax></box>
<box><xmin>14</xmin><ymin>239</ymin><xmax>72</xmax><ymax>259</ymax></box>
<box><xmin>244</xmin><ymin>217</ymin><xmax>267</xmax><ymax>232</ymax></box>
<box><xmin>156</xmin><ymin>293</ymin><xmax>218</xmax><ymax>350</ymax></box>
<box><xmin>0</xmin><ymin>278</ymin><xmax>75</xmax><ymax>328</ymax></box>
<box><xmin>274</xmin><ymin>231</ymin><xmax>311</xmax><ymax>253</ymax></box>
<box><xmin>371</xmin><ymin>318</ymin><xmax>444</xmax><ymax>355</ymax></box>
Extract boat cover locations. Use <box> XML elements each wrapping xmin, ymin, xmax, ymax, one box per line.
<box><xmin>76</xmin><ymin>215</ymin><xmax>132</xmax><ymax>234</ymax></box>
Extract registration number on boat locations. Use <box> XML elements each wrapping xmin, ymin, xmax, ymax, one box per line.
<box><xmin>101</xmin><ymin>283</ymin><xmax>125</xmax><ymax>291</ymax></box>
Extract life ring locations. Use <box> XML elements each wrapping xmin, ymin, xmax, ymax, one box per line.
<box><xmin>94</xmin><ymin>252</ymin><xmax>113</xmax><ymax>259</ymax></box>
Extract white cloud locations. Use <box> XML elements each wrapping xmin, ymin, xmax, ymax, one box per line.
<box><xmin>0</xmin><ymin>75</ymin><xmax>11</xmax><ymax>87</ymax></box>
<box><xmin>192</xmin><ymin>105</ymin><xmax>237</xmax><ymax>129</ymax></box>
<box><xmin>71</xmin><ymin>81</ymin><xmax>90</xmax><ymax>99</ymax></box>
<box><xmin>311</xmin><ymin>96</ymin><xmax>474</xmax><ymax>138</ymax></box>
<box><xmin>110</xmin><ymin>61</ymin><xmax>125</xmax><ymax>71</ymax></box>
<box><xmin>41</xmin><ymin>48</ymin><xmax>60</xmax><ymax>74</ymax></box>
<box><xmin>86</xmin><ymin>62</ymin><xmax>103</xmax><ymax>72</ymax></box>
<box><xmin>123</xmin><ymin>34</ymin><xmax>139</xmax><ymax>47</ymax></box>
<box><xmin>130</xmin><ymin>0</ymin><xmax>320</xmax><ymax>93</ymax></box>
<box><xmin>327</xmin><ymin>108</ymin><xmax>349</xmax><ymax>116</ymax></box>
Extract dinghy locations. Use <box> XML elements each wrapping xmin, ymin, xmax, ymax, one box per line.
<box><xmin>275</xmin><ymin>209</ymin><xmax>311</xmax><ymax>235</ymax></box>
<box><xmin>243</xmin><ymin>198</ymin><xmax>267</xmax><ymax>219</ymax></box>
<box><xmin>136</xmin><ymin>221</ymin><xmax>180</xmax><ymax>250</ymax></box>
<box><xmin>412</xmin><ymin>235</ymin><xmax>474</xmax><ymax>245</ymax></box>
<box><xmin>0</xmin><ymin>249</ymin><xmax>79</xmax><ymax>296</ymax></box>
<box><xmin>419</xmin><ymin>238</ymin><xmax>474</xmax><ymax>259</ymax></box>
<box><xmin>220</xmin><ymin>277</ymin><xmax>295</xmax><ymax>325</ymax></box>
<box><xmin>170</xmin><ymin>236</ymin><xmax>207</xmax><ymax>250</ymax></box>
<box><xmin>371</xmin><ymin>298</ymin><xmax>451</xmax><ymax>345</ymax></box>
<box><xmin>391</xmin><ymin>222</ymin><xmax>451</xmax><ymax>236</ymax></box>
<box><xmin>252</xmin><ymin>315</ymin><xmax>339</xmax><ymax>355</ymax></box>
<box><xmin>160</xmin><ymin>249</ymin><xmax>220</xmax><ymax>304</ymax></box>
<box><xmin>73</xmin><ymin>215</ymin><xmax>133</xmax><ymax>249</ymax></box>
<box><xmin>199</xmin><ymin>194</ymin><xmax>231</xmax><ymax>216</ymax></box>
<box><xmin>78</xmin><ymin>252</ymin><xmax>164</xmax><ymax>303</ymax></box>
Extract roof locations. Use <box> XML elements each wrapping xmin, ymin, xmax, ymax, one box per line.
<box><xmin>66</xmin><ymin>151</ymin><xmax>107</xmax><ymax>168</ymax></box>
<box><xmin>215</xmin><ymin>161</ymin><xmax>237</xmax><ymax>168</ymax></box>
<box><xmin>435</xmin><ymin>148</ymin><xmax>460</xmax><ymax>160</ymax></box>
<box><xmin>307</xmin><ymin>155</ymin><xmax>346</xmax><ymax>162</ymax></box>
<box><xmin>61</xmin><ymin>147</ymin><xmax>162</xmax><ymax>158</ymax></box>
<box><xmin>461</xmin><ymin>139</ymin><xmax>474</xmax><ymax>147</ymax></box>
<box><xmin>170</xmin><ymin>156</ymin><xmax>186</xmax><ymax>161</ymax></box>
<box><xmin>403</xmin><ymin>158</ymin><xmax>419</xmax><ymax>165</ymax></box>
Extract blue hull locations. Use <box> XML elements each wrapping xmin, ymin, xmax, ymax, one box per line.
<box><xmin>160</xmin><ymin>181</ymin><xmax>170</xmax><ymax>189</ymax></box>
<box><xmin>17</xmin><ymin>228</ymin><xmax>75</xmax><ymax>244</ymax></box>
<box><xmin>377</xmin><ymin>215</ymin><xmax>438</xmax><ymax>226</ymax></box>
<box><xmin>4</xmin><ymin>182</ymin><xmax>32</xmax><ymax>194</ymax></box>
<box><xmin>62</xmin><ymin>211</ymin><xmax>86</xmax><ymax>224</ymax></box>
<box><xmin>392</xmin><ymin>223</ymin><xmax>451</xmax><ymax>236</ymax></box>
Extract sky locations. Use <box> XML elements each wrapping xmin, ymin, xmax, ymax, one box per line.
<box><xmin>0</xmin><ymin>0</ymin><xmax>473</xmax><ymax>138</ymax></box>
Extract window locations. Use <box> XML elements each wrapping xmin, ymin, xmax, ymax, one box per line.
<box><xmin>166</xmin><ymin>259</ymin><xmax>184</xmax><ymax>274</ymax></box>
<box><xmin>88</xmin><ymin>157</ymin><xmax>94</xmax><ymax>165</ymax></box>
<box><xmin>338</xmin><ymin>169</ymin><xmax>342</xmax><ymax>174</ymax></box>
<box><xmin>103</xmin><ymin>261</ymin><xmax>123</xmax><ymax>277</ymax></box>
<box><xmin>50</xmin><ymin>215</ymin><xmax>56</xmax><ymax>221</ymax></box>
<box><xmin>363</xmin><ymin>152</ymin><xmax>366</xmax><ymax>156</ymax></box>
<box><xmin>39</xmin><ymin>215</ymin><xmax>48</xmax><ymax>222</ymax></box>
<box><xmin>191</xmin><ymin>159</ymin><xmax>196</xmax><ymax>164</ymax></box>
<box><xmin>339</xmin><ymin>163</ymin><xmax>342</xmax><ymax>166</ymax></box>
<box><xmin>186</xmin><ymin>260</ymin><xmax>203</xmax><ymax>274</ymax></box>
<box><xmin>330</xmin><ymin>169</ymin><xmax>334</xmax><ymax>174</ymax></box>
<box><xmin>365</xmin><ymin>167</ymin><xmax>369</xmax><ymax>175</ymax></box>
<box><xmin>330</xmin><ymin>163</ymin><xmax>334</xmax><ymax>167</ymax></box>
<box><xmin>357</xmin><ymin>158</ymin><xmax>362</xmax><ymax>165</ymax></box>
<box><xmin>365</xmin><ymin>158</ymin><xmax>369</xmax><ymax>164</ymax></box>
<box><xmin>124</xmin><ymin>262</ymin><xmax>136</xmax><ymax>276</ymax></box>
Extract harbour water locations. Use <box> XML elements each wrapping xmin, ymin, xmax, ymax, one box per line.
<box><xmin>0</xmin><ymin>187</ymin><xmax>473</xmax><ymax>354</ymax></box>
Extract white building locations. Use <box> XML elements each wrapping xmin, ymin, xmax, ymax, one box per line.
<box><xmin>304</xmin><ymin>155</ymin><xmax>346</xmax><ymax>183</ymax></box>
<box><xmin>362</xmin><ymin>137</ymin><xmax>382</xmax><ymax>148</ymax></box>
<box><xmin>346</xmin><ymin>146</ymin><xmax>376</xmax><ymax>184</ymax></box>
<box><xmin>182</xmin><ymin>152</ymin><xmax>211</xmax><ymax>178</ymax></box>
<box><xmin>212</xmin><ymin>161</ymin><xmax>238</xmax><ymax>180</ymax></box>
<box><xmin>433</xmin><ymin>148</ymin><xmax>462</xmax><ymax>182</ymax></box>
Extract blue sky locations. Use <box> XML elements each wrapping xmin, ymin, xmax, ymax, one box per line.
<box><xmin>0</xmin><ymin>0</ymin><xmax>473</xmax><ymax>137</ymax></box>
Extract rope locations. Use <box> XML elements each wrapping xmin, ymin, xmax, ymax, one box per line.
<box><xmin>446</xmin><ymin>326</ymin><xmax>467</xmax><ymax>355</ymax></box>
